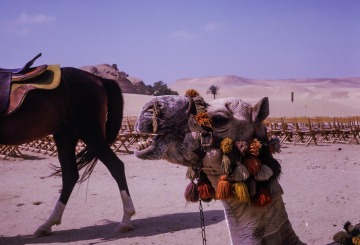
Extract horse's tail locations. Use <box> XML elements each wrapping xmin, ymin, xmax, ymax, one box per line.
<box><xmin>74</xmin><ymin>77</ymin><xmax>124</xmax><ymax>182</ymax></box>
<box><xmin>103</xmin><ymin>78</ymin><xmax>124</xmax><ymax>144</ymax></box>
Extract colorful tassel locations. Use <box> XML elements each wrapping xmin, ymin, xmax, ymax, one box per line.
<box><xmin>220</xmin><ymin>138</ymin><xmax>233</xmax><ymax>154</ymax></box>
<box><xmin>232</xmin><ymin>163</ymin><xmax>249</xmax><ymax>181</ymax></box>
<box><xmin>253</xmin><ymin>188</ymin><xmax>271</xmax><ymax>206</ymax></box>
<box><xmin>198</xmin><ymin>182</ymin><xmax>215</xmax><ymax>200</ymax></box>
<box><xmin>194</xmin><ymin>112</ymin><xmax>212</xmax><ymax>128</ymax></box>
<box><xmin>184</xmin><ymin>181</ymin><xmax>199</xmax><ymax>202</ymax></box>
<box><xmin>254</xmin><ymin>164</ymin><xmax>273</xmax><ymax>181</ymax></box>
<box><xmin>185</xmin><ymin>89</ymin><xmax>200</xmax><ymax>97</ymax></box>
<box><xmin>197</xmin><ymin>172</ymin><xmax>215</xmax><ymax>200</ymax></box>
<box><xmin>233</xmin><ymin>182</ymin><xmax>250</xmax><ymax>204</ymax></box>
<box><xmin>186</xmin><ymin>167</ymin><xmax>197</xmax><ymax>181</ymax></box>
<box><xmin>243</xmin><ymin>156</ymin><xmax>261</xmax><ymax>175</ymax></box>
<box><xmin>249</xmin><ymin>138</ymin><xmax>262</xmax><ymax>156</ymax></box>
<box><xmin>353</xmin><ymin>237</ymin><xmax>360</xmax><ymax>245</ymax></box>
<box><xmin>221</xmin><ymin>154</ymin><xmax>232</xmax><ymax>175</ymax></box>
<box><xmin>235</xmin><ymin>140</ymin><xmax>249</xmax><ymax>155</ymax></box>
<box><xmin>215</xmin><ymin>175</ymin><xmax>232</xmax><ymax>200</ymax></box>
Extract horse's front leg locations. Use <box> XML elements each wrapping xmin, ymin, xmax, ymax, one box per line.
<box><xmin>34</xmin><ymin>132</ymin><xmax>78</xmax><ymax>237</ymax></box>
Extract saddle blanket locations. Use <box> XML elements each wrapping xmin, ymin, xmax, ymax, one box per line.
<box><xmin>5</xmin><ymin>65</ymin><xmax>61</xmax><ymax>115</ymax></box>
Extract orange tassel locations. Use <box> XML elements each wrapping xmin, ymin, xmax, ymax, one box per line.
<box><xmin>215</xmin><ymin>175</ymin><xmax>232</xmax><ymax>200</ymax></box>
<box><xmin>243</xmin><ymin>156</ymin><xmax>261</xmax><ymax>175</ymax></box>
<box><xmin>249</xmin><ymin>138</ymin><xmax>262</xmax><ymax>156</ymax></box>
<box><xmin>185</xmin><ymin>89</ymin><xmax>200</xmax><ymax>97</ymax></box>
<box><xmin>253</xmin><ymin>188</ymin><xmax>271</xmax><ymax>206</ymax></box>
<box><xmin>184</xmin><ymin>181</ymin><xmax>199</xmax><ymax>202</ymax></box>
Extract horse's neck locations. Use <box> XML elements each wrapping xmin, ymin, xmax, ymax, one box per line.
<box><xmin>221</xmin><ymin>195</ymin><xmax>299</xmax><ymax>245</ymax></box>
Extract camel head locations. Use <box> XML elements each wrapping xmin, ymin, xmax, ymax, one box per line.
<box><xmin>135</xmin><ymin>93</ymin><xmax>272</xmax><ymax>173</ymax></box>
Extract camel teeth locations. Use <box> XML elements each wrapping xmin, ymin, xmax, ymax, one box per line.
<box><xmin>137</xmin><ymin>141</ymin><xmax>146</xmax><ymax>150</ymax></box>
<box><xmin>137</xmin><ymin>139</ymin><xmax>152</xmax><ymax>150</ymax></box>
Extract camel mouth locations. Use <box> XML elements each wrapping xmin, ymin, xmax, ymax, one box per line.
<box><xmin>134</xmin><ymin>135</ymin><xmax>163</xmax><ymax>159</ymax></box>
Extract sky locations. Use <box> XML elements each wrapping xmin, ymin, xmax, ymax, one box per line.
<box><xmin>0</xmin><ymin>0</ymin><xmax>359</xmax><ymax>85</ymax></box>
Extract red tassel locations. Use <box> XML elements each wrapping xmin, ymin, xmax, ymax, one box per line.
<box><xmin>215</xmin><ymin>175</ymin><xmax>232</xmax><ymax>200</ymax></box>
<box><xmin>253</xmin><ymin>188</ymin><xmax>271</xmax><ymax>206</ymax></box>
<box><xmin>198</xmin><ymin>181</ymin><xmax>215</xmax><ymax>200</ymax></box>
<box><xmin>197</xmin><ymin>174</ymin><xmax>215</xmax><ymax>201</ymax></box>
<box><xmin>243</xmin><ymin>156</ymin><xmax>261</xmax><ymax>175</ymax></box>
<box><xmin>184</xmin><ymin>181</ymin><xmax>199</xmax><ymax>202</ymax></box>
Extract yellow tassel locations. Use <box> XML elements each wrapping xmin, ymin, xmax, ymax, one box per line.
<box><xmin>221</xmin><ymin>154</ymin><xmax>231</xmax><ymax>175</ymax></box>
<box><xmin>233</xmin><ymin>182</ymin><xmax>250</xmax><ymax>204</ymax></box>
<box><xmin>216</xmin><ymin>175</ymin><xmax>232</xmax><ymax>200</ymax></box>
<box><xmin>220</xmin><ymin>138</ymin><xmax>233</xmax><ymax>154</ymax></box>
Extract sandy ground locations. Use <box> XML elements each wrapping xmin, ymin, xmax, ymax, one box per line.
<box><xmin>0</xmin><ymin>143</ymin><xmax>359</xmax><ymax>245</ymax></box>
<box><xmin>1</xmin><ymin>79</ymin><xmax>360</xmax><ymax>245</ymax></box>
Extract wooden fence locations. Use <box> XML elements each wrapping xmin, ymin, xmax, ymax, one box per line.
<box><xmin>1</xmin><ymin>116</ymin><xmax>359</xmax><ymax>160</ymax></box>
<box><xmin>265</xmin><ymin>116</ymin><xmax>360</xmax><ymax>146</ymax></box>
<box><xmin>0</xmin><ymin>116</ymin><xmax>152</xmax><ymax>160</ymax></box>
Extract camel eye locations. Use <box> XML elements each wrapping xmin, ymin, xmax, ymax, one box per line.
<box><xmin>211</xmin><ymin>115</ymin><xmax>228</xmax><ymax>127</ymax></box>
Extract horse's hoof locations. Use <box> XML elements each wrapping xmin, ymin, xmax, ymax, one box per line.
<box><xmin>34</xmin><ymin>227</ymin><xmax>52</xmax><ymax>237</ymax></box>
<box><xmin>115</xmin><ymin>222</ymin><xmax>133</xmax><ymax>233</ymax></box>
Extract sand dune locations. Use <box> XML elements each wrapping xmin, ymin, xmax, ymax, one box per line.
<box><xmin>166</xmin><ymin>75</ymin><xmax>360</xmax><ymax>117</ymax></box>
<box><xmin>123</xmin><ymin>75</ymin><xmax>360</xmax><ymax>118</ymax></box>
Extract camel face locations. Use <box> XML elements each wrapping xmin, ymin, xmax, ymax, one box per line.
<box><xmin>135</xmin><ymin>95</ymin><xmax>269</xmax><ymax>166</ymax></box>
<box><xmin>206</xmin><ymin>97</ymin><xmax>267</xmax><ymax>142</ymax></box>
<box><xmin>135</xmin><ymin>95</ymin><xmax>194</xmax><ymax>161</ymax></box>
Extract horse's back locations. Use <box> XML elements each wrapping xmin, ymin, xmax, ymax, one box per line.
<box><xmin>0</xmin><ymin>67</ymin><xmax>121</xmax><ymax>145</ymax></box>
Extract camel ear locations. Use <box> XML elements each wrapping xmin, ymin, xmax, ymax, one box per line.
<box><xmin>252</xmin><ymin>97</ymin><xmax>269</xmax><ymax>123</ymax></box>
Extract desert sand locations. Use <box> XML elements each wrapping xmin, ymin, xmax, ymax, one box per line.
<box><xmin>1</xmin><ymin>79</ymin><xmax>360</xmax><ymax>245</ymax></box>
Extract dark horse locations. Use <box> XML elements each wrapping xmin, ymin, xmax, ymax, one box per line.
<box><xmin>0</xmin><ymin>66</ymin><xmax>135</xmax><ymax>236</ymax></box>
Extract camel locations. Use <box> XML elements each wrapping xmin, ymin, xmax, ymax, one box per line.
<box><xmin>134</xmin><ymin>92</ymin><xmax>308</xmax><ymax>245</ymax></box>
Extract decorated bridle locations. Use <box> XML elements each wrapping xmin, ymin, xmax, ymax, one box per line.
<box><xmin>183</xmin><ymin>89</ymin><xmax>282</xmax><ymax>206</ymax></box>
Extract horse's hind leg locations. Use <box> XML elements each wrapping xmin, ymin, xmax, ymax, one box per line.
<box><xmin>87</xmin><ymin>141</ymin><xmax>135</xmax><ymax>232</ymax></box>
<box><xmin>101</xmin><ymin>146</ymin><xmax>135</xmax><ymax>232</ymax></box>
<box><xmin>34</xmin><ymin>129</ymin><xmax>79</xmax><ymax>237</ymax></box>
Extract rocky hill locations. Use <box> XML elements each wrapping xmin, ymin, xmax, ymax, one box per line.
<box><xmin>80</xmin><ymin>64</ymin><xmax>150</xmax><ymax>94</ymax></box>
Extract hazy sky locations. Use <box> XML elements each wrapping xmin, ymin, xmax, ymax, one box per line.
<box><xmin>0</xmin><ymin>0</ymin><xmax>359</xmax><ymax>84</ymax></box>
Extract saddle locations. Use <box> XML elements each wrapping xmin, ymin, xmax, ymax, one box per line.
<box><xmin>0</xmin><ymin>53</ymin><xmax>61</xmax><ymax>116</ymax></box>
